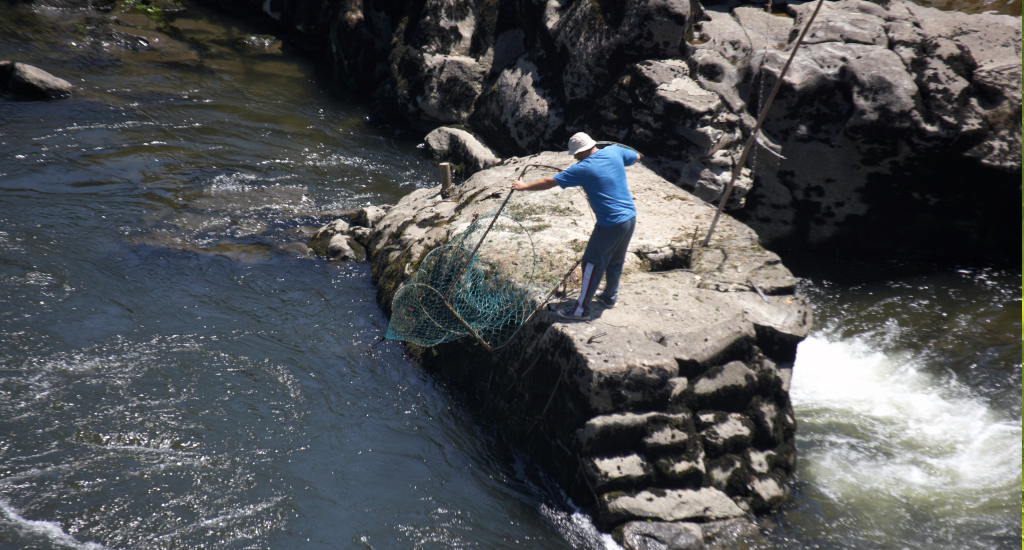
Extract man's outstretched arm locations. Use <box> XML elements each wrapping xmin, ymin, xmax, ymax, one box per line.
<box><xmin>512</xmin><ymin>176</ymin><xmax>558</xmax><ymax>191</ymax></box>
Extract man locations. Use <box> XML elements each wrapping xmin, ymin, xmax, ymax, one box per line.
<box><xmin>512</xmin><ymin>132</ymin><xmax>640</xmax><ymax>320</ymax></box>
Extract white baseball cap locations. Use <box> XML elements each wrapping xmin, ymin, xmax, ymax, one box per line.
<box><xmin>567</xmin><ymin>132</ymin><xmax>597</xmax><ymax>155</ymax></box>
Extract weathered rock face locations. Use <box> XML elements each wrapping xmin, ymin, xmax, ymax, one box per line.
<box><xmin>706</xmin><ymin>0</ymin><xmax>1023</xmax><ymax>255</ymax></box>
<box><xmin>324</xmin><ymin>152</ymin><xmax>811</xmax><ymax>538</ymax></box>
<box><xmin>209</xmin><ymin>0</ymin><xmax>1020</xmax><ymax>258</ymax></box>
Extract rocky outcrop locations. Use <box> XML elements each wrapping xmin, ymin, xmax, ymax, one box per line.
<box><xmin>701</xmin><ymin>0</ymin><xmax>1023</xmax><ymax>255</ymax></box>
<box><xmin>211</xmin><ymin>0</ymin><xmax>1020</xmax><ymax>258</ymax></box>
<box><xmin>0</xmin><ymin>62</ymin><xmax>74</xmax><ymax>99</ymax></box>
<box><xmin>312</xmin><ymin>152</ymin><xmax>812</xmax><ymax>541</ymax></box>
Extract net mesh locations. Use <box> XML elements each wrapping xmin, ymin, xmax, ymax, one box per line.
<box><xmin>385</xmin><ymin>165</ymin><xmax>587</xmax><ymax>351</ymax></box>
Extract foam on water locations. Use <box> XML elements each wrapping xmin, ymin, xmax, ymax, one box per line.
<box><xmin>792</xmin><ymin>333</ymin><xmax>1022</xmax><ymax>510</ymax></box>
<box><xmin>0</xmin><ymin>499</ymin><xmax>109</xmax><ymax>550</ymax></box>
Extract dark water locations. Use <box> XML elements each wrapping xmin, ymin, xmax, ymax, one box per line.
<box><xmin>0</xmin><ymin>3</ymin><xmax>1020</xmax><ymax>550</ymax></box>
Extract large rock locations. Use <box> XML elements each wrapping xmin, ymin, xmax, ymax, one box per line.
<box><xmin>355</xmin><ymin>151</ymin><xmax>810</xmax><ymax>530</ymax></box>
<box><xmin>616</xmin><ymin>520</ymin><xmax>705</xmax><ymax>550</ymax></box>
<box><xmin>424</xmin><ymin>126</ymin><xmax>501</xmax><ymax>176</ymax></box>
<box><xmin>0</xmin><ymin>62</ymin><xmax>74</xmax><ymax>99</ymax></box>
<box><xmin>545</xmin><ymin>0</ymin><xmax>695</xmax><ymax>103</ymax></box>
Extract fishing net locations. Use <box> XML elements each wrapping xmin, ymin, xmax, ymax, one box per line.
<box><xmin>385</xmin><ymin>164</ymin><xmax>589</xmax><ymax>352</ymax></box>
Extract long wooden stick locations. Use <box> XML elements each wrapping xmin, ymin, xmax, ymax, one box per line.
<box><xmin>702</xmin><ymin>0</ymin><xmax>826</xmax><ymax>248</ymax></box>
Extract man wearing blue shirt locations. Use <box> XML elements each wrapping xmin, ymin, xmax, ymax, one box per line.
<box><xmin>512</xmin><ymin>132</ymin><xmax>640</xmax><ymax>320</ymax></box>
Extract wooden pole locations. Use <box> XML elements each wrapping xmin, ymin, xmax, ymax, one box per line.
<box><xmin>440</xmin><ymin>162</ymin><xmax>453</xmax><ymax>199</ymax></box>
<box><xmin>702</xmin><ymin>0</ymin><xmax>826</xmax><ymax>248</ymax></box>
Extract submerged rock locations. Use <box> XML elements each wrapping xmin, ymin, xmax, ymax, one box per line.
<box><xmin>0</xmin><ymin>62</ymin><xmax>74</xmax><ymax>99</ymax></box>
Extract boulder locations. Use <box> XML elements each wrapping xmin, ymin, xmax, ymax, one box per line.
<box><xmin>723</xmin><ymin>0</ymin><xmax>1022</xmax><ymax>254</ymax></box>
<box><xmin>745</xmin><ymin>473</ymin><xmax>788</xmax><ymax>512</ymax></box>
<box><xmin>546</xmin><ymin>0</ymin><xmax>695</xmax><ymax>103</ymax></box>
<box><xmin>0</xmin><ymin>62</ymin><xmax>74</xmax><ymax>99</ymax></box>
<box><xmin>415</xmin><ymin>54</ymin><xmax>486</xmax><ymax>124</ymax></box>
<box><xmin>705</xmin><ymin>453</ymin><xmax>751</xmax><ymax>495</ymax></box>
<box><xmin>654</xmin><ymin>451</ymin><xmax>706</xmax><ymax>486</ymax></box>
<box><xmin>641</xmin><ymin>412</ymin><xmax>696</xmax><ymax>453</ymax></box>
<box><xmin>308</xmin><ymin>214</ymin><xmax>378</xmax><ymax>259</ymax></box>
<box><xmin>700</xmin><ymin>518</ymin><xmax>764</xmax><ymax>548</ymax></box>
<box><xmin>224</xmin><ymin>0</ymin><xmax>1018</xmax><ymax>256</ymax></box>
<box><xmin>424</xmin><ymin>126</ymin><xmax>501</xmax><ymax>176</ymax></box>
<box><xmin>327</xmin><ymin>234</ymin><xmax>365</xmax><ymax>261</ymax></box>
<box><xmin>578</xmin><ymin>412</ymin><xmax>663</xmax><ymax>454</ymax></box>
<box><xmin>616</xmin><ymin>520</ymin><xmax>705</xmax><ymax>550</ymax></box>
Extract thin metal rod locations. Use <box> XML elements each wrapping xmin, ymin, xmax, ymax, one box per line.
<box><xmin>702</xmin><ymin>0</ymin><xmax>826</xmax><ymax>248</ymax></box>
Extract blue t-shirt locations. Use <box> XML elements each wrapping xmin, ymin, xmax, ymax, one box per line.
<box><xmin>553</xmin><ymin>145</ymin><xmax>638</xmax><ymax>226</ymax></box>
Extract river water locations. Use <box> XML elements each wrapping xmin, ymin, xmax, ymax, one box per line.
<box><xmin>0</xmin><ymin>3</ymin><xmax>1019</xmax><ymax>550</ymax></box>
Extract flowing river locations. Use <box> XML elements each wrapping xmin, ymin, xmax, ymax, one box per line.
<box><xmin>0</xmin><ymin>3</ymin><xmax>1019</xmax><ymax>549</ymax></box>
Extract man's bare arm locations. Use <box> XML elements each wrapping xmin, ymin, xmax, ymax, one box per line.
<box><xmin>512</xmin><ymin>176</ymin><xmax>558</xmax><ymax>191</ymax></box>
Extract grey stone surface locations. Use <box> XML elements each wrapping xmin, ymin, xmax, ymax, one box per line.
<box><xmin>655</xmin><ymin>451</ymin><xmax>705</xmax><ymax>485</ymax></box>
<box><xmin>728</xmin><ymin>0</ymin><xmax>1021</xmax><ymax>254</ymax></box>
<box><xmin>424</xmin><ymin>126</ymin><xmax>501</xmax><ymax>176</ymax></box>
<box><xmin>584</xmin><ymin>454</ymin><xmax>655</xmax><ymax>491</ymax></box>
<box><xmin>547</xmin><ymin>0</ymin><xmax>694</xmax><ymax>103</ymax></box>
<box><xmin>745</xmin><ymin>473</ymin><xmax>788</xmax><ymax>512</ymax></box>
<box><xmin>256</xmin><ymin>0</ymin><xmax>1018</xmax><ymax>256</ymax></box>
<box><xmin>706</xmin><ymin>453</ymin><xmax>750</xmax><ymax>495</ymax></box>
<box><xmin>698</xmin><ymin>412</ymin><xmax>755</xmax><ymax>457</ymax></box>
<box><xmin>416</xmin><ymin>54</ymin><xmax>486</xmax><ymax>124</ymax></box>
<box><xmin>350</xmin><ymin>206</ymin><xmax>388</xmax><ymax>228</ymax></box>
<box><xmin>690</xmin><ymin>361</ymin><xmax>758</xmax><ymax>410</ymax></box>
<box><xmin>598</xmin><ymin>487</ymin><xmax>745</xmax><ymax>527</ymax></box>
<box><xmin>0</xmin><ymin>62</ymin><xmax>74</xmax><ymax>99</ymax></box>
<box><xmin>471</xmin><ymin>57</ymin><xmax>565</xmax><ymax>155</ymax></box>
<box><xmin>642</xmin><ymin>414</ymin><xmax>694</xmax><ymax>452</ymax></box>
<box><xmin>617</xmin><ymin>520</ymin><xmax>706</xmax><ymax>550</ymax></box>
<box><xmin>701</xmin><ymin>518</ymin><xmax>764</xmax><ymax>549</ymax></box>
<box><xmin>578</xmin><ymin>412</ymin><xmax>660</xmax><ymax>454</ymax></box>
<box><xmin>326</xmin><ymin>234</ymin><xmax>364</xmax><ymax>261</ymax></box>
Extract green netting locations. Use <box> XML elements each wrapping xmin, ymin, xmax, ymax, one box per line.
<box><xmin>385</xmin><ymin>164</ymin><xmax>585</xmax><ymax>352</ymax></box>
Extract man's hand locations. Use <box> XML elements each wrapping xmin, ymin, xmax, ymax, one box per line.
<box><xmin>512</xmin><ymin>177</ymin><xmax>527</xmax><ymax>191</ymax></box>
